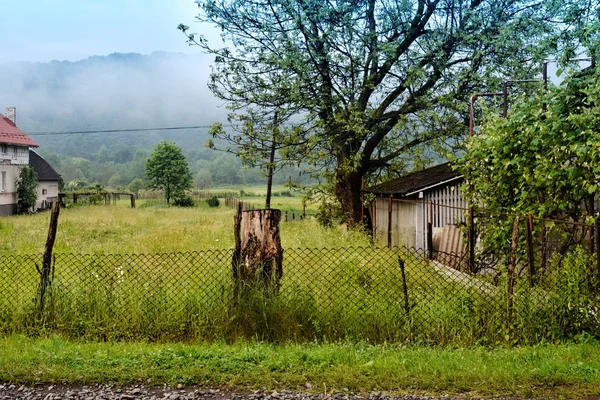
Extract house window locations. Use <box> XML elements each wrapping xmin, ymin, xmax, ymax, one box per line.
<box><xmin>12</xmin><ymin>147</ymin><xmax>18</xmax><ymax>159</ymax></box>
<box><xmin>0</xmin><ymin>144</ymin><xmax>6</xmax><ymax>154</ymax></box>
<box><xmin>42</xmin><ymin>189</ymin><xmax>47</xmax><ymax>195</ymax></box>
<box><xmin>1</xmin><ymin>171</ymin><xmax>5</xmax><ymax>192</ymax></box>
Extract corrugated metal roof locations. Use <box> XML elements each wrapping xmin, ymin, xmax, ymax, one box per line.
<box><xmin>29</xmin><ymin>150</ymin><xmax>61</xmax><ymax>181</ymax></box>
<box><xmin>365</xmin><ymin>163</ymin><xmax>463</xmax><ymax>196</ymax></box>
<box><xmin>0</xmin><ymin>113</ymin><xmax>39</xmax><ymax>147</ymax></box>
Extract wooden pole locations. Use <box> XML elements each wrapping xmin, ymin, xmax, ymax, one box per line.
<box><xmin>38</xmin><ymin>201</ymin><xmax>60</xmax><ymax>314</ymax></box>
<box><xmin>541</xmin><ymin>218</ymin><xmax>547</xmax><ymax>271</ymax></box>
<box><xmin>595</xmin><ymin>217</ymin><xmax>600</xmax><ymax>283</ymax></box>
<box><xmin>526</xmin><ymin>214</ymin><xmax>535</xmax><ymax>287</ymax></box>
<box><xmin>387</xmin><ymin>195</ymin><xmax>392</xmax><ymax>248</ymax></box>
<box><xmin>398</xmin><ymin>255</ymin><xmax>410</xmax><ymax>315</ymax></box>
<box><xmin>232</xmin><ymin>200</ymin><xmax>243</xmax><ymax>298</ymax></box>
<box><xmin>427</xmin><ymin>201</ymin><xmax>433</xmax><ymax>259</ymax></box>
<box><xmin>130</xmin><ymin>194</ymin><xmax>136</xmax><ymax>208</ymax></box>
<box><xmin>361</xmin><ymin>176</ymin><xmax>365</xmax><ymax>224</ymax></box>
<box><xmin>265</xmin><ymin>111</ymin><xmax>278</xmax><ymax>210</ymax></box>
<box><xmin>507</xmin><ymin>216</ymin><xmax>520</xmax><ymax>334</ymax></box>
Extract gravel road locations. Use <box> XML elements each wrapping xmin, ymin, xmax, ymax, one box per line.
<box><xmin>0</xmin><ymin>384</ymin><xmax>500</xmax><ymax>400</ymax></box>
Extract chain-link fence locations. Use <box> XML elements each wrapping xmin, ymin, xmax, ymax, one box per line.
<box><xmin>0</xmin><ymin>245</ymin><xmax>598</xmax><ymax>344</ymax></box>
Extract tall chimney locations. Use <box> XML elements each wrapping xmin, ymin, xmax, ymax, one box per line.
<box><xmin>5</xmin><ymin>107</ymin><xmax>16</xmax><ymax>125</ymax></box>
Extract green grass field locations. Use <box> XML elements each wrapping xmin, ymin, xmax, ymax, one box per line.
<box><xmin>1</xmin><ymin>335</ymin><xmax>599</xmax><ymax>398</ymax></box>
<box><xmin>0</xmin><ymin>199</ymin><xmax>365</xmax><ymax>254</ymax></box>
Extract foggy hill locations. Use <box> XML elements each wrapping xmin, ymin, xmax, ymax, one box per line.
<box><xmin>0</xmin><ymin>52</ymin><xmax>310</xmax><ymax>189</ymax></box>
<box><xmin>0</xmin><ymin>52</ymin><xmax>227</xmax><ymax>158</ymax></box>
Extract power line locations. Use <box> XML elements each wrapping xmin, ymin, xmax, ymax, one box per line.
<box><xmin>28</xmin><ymin>124</ymin><xmax>232</xmax><ymax>136</ymax></box>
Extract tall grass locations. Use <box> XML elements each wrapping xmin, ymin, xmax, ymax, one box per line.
<box><xmin>0</xmin><ymin>202</ymin><xmax>370</xmax><ymax>254</ymax></box>
<box><xmin>1</xmin><ymin>243</ymin><xmax>598</xmax><ymax>345</ymax></box>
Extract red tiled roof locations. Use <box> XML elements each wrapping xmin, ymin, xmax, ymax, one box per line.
<box><xmin>0</xmin><ymin>113</ymin><xmax>39</xmax><ymax>147</ymax></box>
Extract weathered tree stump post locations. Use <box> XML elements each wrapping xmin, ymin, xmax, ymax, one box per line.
<box><xmin>130</xmin><ymin>193</ymin><xmax>136</xmax><ymax>208</ymax></box>
<box><xmin>233</xmin><ymin>205</ymin><xmax>283</xmax><ymax>292</ymax></box>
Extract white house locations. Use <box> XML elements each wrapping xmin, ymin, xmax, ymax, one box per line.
<box><xmin>29</xmin><ymin>149</ymin><xmax>61</xmax><ymax>210</ymax></box>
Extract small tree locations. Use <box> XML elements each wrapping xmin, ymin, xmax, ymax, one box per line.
<box><xmin>16</xmin><ymin>165</ymin><xmax>38</xmax><ymax>214</ymax></box>
<box><xmin>145</xmin><ymin>141</ymin><xmax>193</xmax><ymax>205</ymax></box>
<box><xmin>127</xmin><ymin>178</ymin><xmax>145</xmax><ymax>194</ymax></box>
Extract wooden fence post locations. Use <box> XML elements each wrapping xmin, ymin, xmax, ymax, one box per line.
<box><xmin>387</xmin><ymin>196</ymin><xmax>392</xmax><ymax>248</ymax></box>
<box><xmin>37</xmin><ymin>201</ymin><xmax>60</xmax><ymax>314</ymax></box>
<box><xmin>398</xmin><ymin>255</ymin><xmax>410</xmax><ymax>315</ymax></box>
<box><xmin>526</xmin><ymin>214</ymin><xmax>535</xmax><ymax>287</ymax></box>
<box><xmin>594</xmin><ymin>217</ymin><xmax>600</xmax><ymax>281</ymax></box>
<box><xmin>427</xmin><ymin>201</ymin><xmax>433</xmax><ymax>259</ymax></box>
<box><xmin>130</xmin><ymin>194</ymin><xmax>136</xmax><ymax>208</ymax></box>
<box><xmin>507</xmin><ymin>216</ymin><xmax>520</xmax><ymax>335</ymax></box>
<box><xmin>468</xmin><ymin>207</ymin><xmax>476</xmax><ymax>274</ymax></box>
<box><xmin>541</xmin><ymin>218</ymin><xmax>547</xmax><ymax>271</ymax></box>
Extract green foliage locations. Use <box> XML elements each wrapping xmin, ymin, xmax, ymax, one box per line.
<box><xmin>145</xmin><ymin>141</ymin><xmax>193</xmax><ymax>205</ymax></box>
<box><xmin>16</xmin><ymin>166</ymin><xmax>38</xmax><ymax>214</ymax></box>
<box><xmin>127</xmin><ymin>178</ymin><xmax>145</xmax><ymax>194</ymax></box>
<box><xmin>181</xmin><ymin>0</ymin><xmax>595</xmax><ymax>224</ymax></box>
<box><xmin>173</xmin><ymin>195</ymin><xmax>195</xmax><ymax>207</ymax></box>
<box><xmin>206</xmin><ymin>196</ymin><xmax>220</xmax><ymax>207</ymax></box>
<box><xmin>458</xmin><ymin>65</ymin><xmax>600</xmax><ymax>253</ymax></box>
<box><xmin>546</xmin><ymin>247</ymin><xmax>600</xmax><ymax>338</ymax></box>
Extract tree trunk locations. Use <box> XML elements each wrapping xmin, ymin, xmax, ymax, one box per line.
<box><xmin>335</xmin><ymin>169</ymin><xmax>364</xmax><ymax>227</ymax></box>
<box><xmin>265</xmin><ymin>112</ymin><xmax>278</xmax><ymax>210</ymax></box>
<box><xmin>234</xmin><ymin>209</ymin><xmax>283</xmax><ymax>289</ymax></box>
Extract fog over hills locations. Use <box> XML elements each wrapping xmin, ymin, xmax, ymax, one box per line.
<box><xmin>0</xmin><ymin>52</ymin><xmax>227</xmax><ymax>156</ymax></box>
<box><xmin>0</xmin><ymin>52</ymin><xmax>308</xmax><ymax>189</ymax></box>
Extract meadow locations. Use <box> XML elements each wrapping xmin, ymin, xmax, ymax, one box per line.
<box><xmin>0</xmin><ymin>196</ymin><xmax>364</xmax><ymax>254</ymax></box>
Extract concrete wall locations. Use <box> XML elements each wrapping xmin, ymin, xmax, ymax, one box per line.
<box><xmin>0</xmin><ymin>202</ymin><xmax>17</xmax><ymax>216</ymax></box>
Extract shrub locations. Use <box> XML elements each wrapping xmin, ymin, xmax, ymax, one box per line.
<box><xmin>206</xmin><ymin>196</ymin><xmax>220</xmax><ymax>207</ymax></box>
<box><xmin>280</xmin><ymin>190</ymin><xmax>292</xmax><ymax>197</ymax></box>
<box><xmin>174</xmin><ymin>195</ymin><xmax>195</xmax><ymax>207</ymax></box>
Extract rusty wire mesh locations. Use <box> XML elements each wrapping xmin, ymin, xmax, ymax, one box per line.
<box><xmin>0</xmin><ymin>246</ymin><xmax>598</xmax><ymax>344</ymax></box>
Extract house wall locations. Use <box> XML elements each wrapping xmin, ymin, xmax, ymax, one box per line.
<box><xmin>0</xmin><ymin>144</ymin><xmax>29</xmax><ymax>165</ymax></box>
<box><xmin>0</xmin><ymin>144</ymin><xmax>31</xmax><ymax>215</ymax></box>
<box><xmin>36</xmin><ymin>180</ymin><xmax>60</xmax><ymax>210</ymax></box>
<box><xmin>0</xmin><ymin>163</ymin><xmax>19</xmax><ymax>215</ymax></box>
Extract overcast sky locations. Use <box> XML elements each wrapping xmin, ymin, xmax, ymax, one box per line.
<box><xmin>0</xmin><ymin>0</ymin><xmax>218</xmax><ymax>64</ymax></box>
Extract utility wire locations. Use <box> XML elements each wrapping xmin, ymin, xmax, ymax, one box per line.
<box><xmin>28</xmin><ymin>124</ymin><xmax>234</xmax><ymax>136</ymax></box>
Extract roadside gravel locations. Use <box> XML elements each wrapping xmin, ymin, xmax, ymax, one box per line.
<box><xmin>0</xmin><ymin>384</ymin><xmax>503</xmax><ymax>400</ymax></box>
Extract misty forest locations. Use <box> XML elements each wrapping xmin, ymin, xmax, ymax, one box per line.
<box><xmin>0</xmin><ymin>52</ymin><xmax>311</xmax><ymax>191</ymax></box>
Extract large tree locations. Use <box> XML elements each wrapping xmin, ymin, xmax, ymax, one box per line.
<box><xmin>181</xmin><ymin>0</ymin><xmax>596</xmax><ymax>225</ymax></box>
<box><xmin>145</xmin><ymin>141</ymin><xmax>193</xmax><ymax>205</ymax></box>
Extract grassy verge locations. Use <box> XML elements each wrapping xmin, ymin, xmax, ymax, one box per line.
<box><xmin>1</xmin><ymin>336</ymin><xmax>599</xmax><ymax>398</ymax></box>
